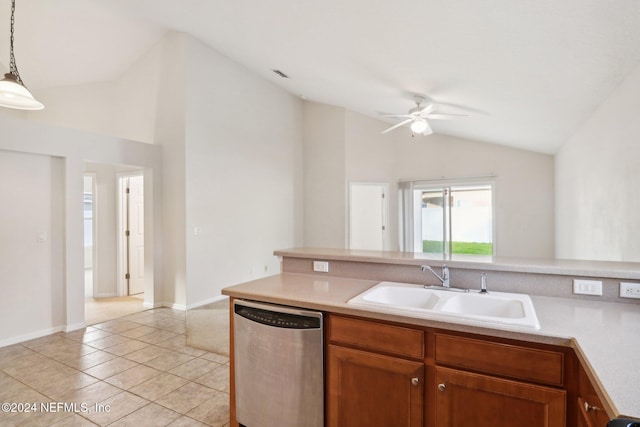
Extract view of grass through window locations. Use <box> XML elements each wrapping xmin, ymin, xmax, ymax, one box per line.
<box><xmin>419</xmin><ymin>184</ymin><xmax>493</xmax><ymax>255</ymax></box>
<box><xmin>423</xmin><ymin>240</ymin><xmax>493</xmax><ymax>255</ymax></box>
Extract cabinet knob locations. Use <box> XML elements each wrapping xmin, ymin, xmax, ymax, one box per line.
<box><xmin>437</xmin><ymin>383</ymin><xmax>446</xmax><ymax>392</ymax></box>
<box><xmin>584</xmin><ymin>401</ymin><xmax>601</xmax><ymax>412</ymax></box>
<box><xmin>411</xmin><ymin>377</ymin><xmax>420</xmax><ymax>386</ymax></box>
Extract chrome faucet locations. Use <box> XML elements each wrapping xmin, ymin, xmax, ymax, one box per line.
<box><xmin>421</xmin><ymin>265</ymin><xmax>450</xmax><ymax>287</ymax></box>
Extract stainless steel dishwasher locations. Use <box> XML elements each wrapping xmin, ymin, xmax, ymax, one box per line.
<box><xmin>233</xmin><ymin>299</ymin><xmax>324</xmax><ymax>427</ymax></box>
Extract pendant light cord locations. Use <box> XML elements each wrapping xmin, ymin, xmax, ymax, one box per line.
<box><xmin>8</xmin><ymin>0</ymin><xmax>25</xmax><ymax>86</ymax></box>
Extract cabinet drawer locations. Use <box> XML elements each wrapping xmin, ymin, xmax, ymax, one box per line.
<box><xmin>328</xmin><ymin>315</ymin><xmax>424</xmax><ymax>359</ymax></box>
<box><xmin>435</xmin><ymin>334</ymin><xmax>564</xmax><ymax>386</ymax></box>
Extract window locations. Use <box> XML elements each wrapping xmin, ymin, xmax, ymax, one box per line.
<box><xmin>400</xmin><ymin>180</ymin><xmax>494</xmax><ymax>255</ymax></box>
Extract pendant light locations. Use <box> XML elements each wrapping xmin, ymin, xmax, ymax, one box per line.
<box><xmin>0</xmin><ymin>0</ymin><xmax>43</xmax><ymax>110</ymax></box>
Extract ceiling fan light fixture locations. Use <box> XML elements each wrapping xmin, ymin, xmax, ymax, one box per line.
<box><xmin>0</xmin><ymin>0</ymin><xmax>43</xmax><ymax>111</ymax></box>
<box><xmin>410</xmin><ymin>118</ymin><xmax>429</xmax><ymax>134</ymax></box>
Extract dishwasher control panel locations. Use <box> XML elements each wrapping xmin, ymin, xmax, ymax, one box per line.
<box><xmin>234</xmin><ymin>303</ymin><xmax>321</xmax><ymax>329</ymax></box>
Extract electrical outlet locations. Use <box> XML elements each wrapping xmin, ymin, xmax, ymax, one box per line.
<box><xmin>313</xmin><ymin>261</ymin><xmax>329</xmax><ymax>273</ymax></box>
<box><xmin>573</xmin><ymin>279</ymin><xmax>602</xmax><ymax>296</ymax></box>
<box><xmin>620</xmin><ymin>282</ymin><xmax>640</xmax><ymax>299</ymax></box>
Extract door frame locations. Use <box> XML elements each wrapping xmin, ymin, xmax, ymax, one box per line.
<box><xmin>83</xmin><ymin>172</ymin><xmax>97</xmax><ymax>298</ymax></box>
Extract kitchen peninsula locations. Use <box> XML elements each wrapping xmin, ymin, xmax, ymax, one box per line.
<box><xmin>223</xmin><ymin>248</ymin><xmax>640</xmax><ymax>426</ymax></box>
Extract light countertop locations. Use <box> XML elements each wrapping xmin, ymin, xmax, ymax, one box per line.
<box><xmin>275</xmin><ymin>247</ymin><xmax>640</xmax><ymax>280</ymax></box>
<box><xmin>223</xmin><ymin>272</ymin><xmax>640</xmax><ymax>419</ymax></box>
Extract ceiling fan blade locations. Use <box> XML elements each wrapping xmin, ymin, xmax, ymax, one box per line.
<box><xmin>380</xmin><ymin>114</ymin><xmax>412</xmax><ymax>118</ymax></box>
<box><xmin>418</xmin><ymin>103</ymin><xmax>435</xmax><ymax>116</ymax></box>
<box><xmin>426</xmin><ymin>113</ymin><xmax>468</xmax><ymax>120</ymax></box>
<box><xmin>422</xmin><ymin>122</ymin><xmax>434</xmax><ymax>135</ymax></box>
<box><xmin>381</xmin><ymin>118</ymin><xmax>414</xmax><ymax>134</ymax></box>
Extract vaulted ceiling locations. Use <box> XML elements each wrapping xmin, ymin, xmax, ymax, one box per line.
<box><xmin>2</xmin><ymin>0</ymin><xmax>640</xmax><ymax>153</ymax></box>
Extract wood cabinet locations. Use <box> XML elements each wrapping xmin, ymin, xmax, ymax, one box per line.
<box><xmin>577</xmin><ymin>364</ymin><xmax>609</xmax><ymax>427</ymax></box>
<box><xmin>327</xmin><ymin>345</ymin><xmax>424</xmax><ymax>427</ymax></box>
<box><xmin>434</xmin><ymin>366</ymin><xmax>566</xmax><ymax>426</ymax></box>
<box><xmin>433</xmin><ymin>333</ymin><xmax>567</xmax><ymax>427</ymax></box>
<box><xmin>327</xmin><ymin>314</ymin><xmax>573</xmax><ymax>427</ymax></box>
<box><xmin>327</xmin><ymin>315</ymin><xmax>425</xmax><ymax>427</ymax></box>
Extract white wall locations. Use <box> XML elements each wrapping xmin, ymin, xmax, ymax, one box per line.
<box><xmin>345</xmin><ymin>111</ymin><xmax>398</xmax><ymax>248</ymax></box>
<box><xmin>555</xmin><ymin>64</ymin><xmax>640</xmax><ymax>262</ymax></box>
<box><xmin>24</xmin><ymin>39</ymin><xmax>163</xmax><ymax>144</ymax></box>
<box><xmin>184</xmin><ymin>37</ymin><xmax>304</xmax><ymax>308</ymax></box>
<box><xmin>0</xmin><ymin>116</ymin><xmax>162</xmax><ymax>346</ymax></box>
<box><xmin>0</xmin><ymin>150</ymin><xmax>64</xmax><ymax>343</ymax></box>
<box><xmin>303</xmin><ymin>105</ymin><xmax>556</xmax><ymax>258</ymax></box>
<box><xmin>153</xmin><ymin>32</ymin><xmax>187</xmax><ymax>309</ymax></box>
<box><xmin>303</xmin><ymin>102</ymin><xmax>347</xmax><ymax>247</ymax></box>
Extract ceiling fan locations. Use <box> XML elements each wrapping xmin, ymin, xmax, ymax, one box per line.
<box><xmin>381</xmin><ymin>95</ymin><xmax>466</xmax><ymax>136</ymax></box>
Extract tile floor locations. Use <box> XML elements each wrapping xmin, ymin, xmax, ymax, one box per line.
<box><xmin>0</xmin><ymin>308</ymin><xmax>230</xmax><ymax>426</ymax></box>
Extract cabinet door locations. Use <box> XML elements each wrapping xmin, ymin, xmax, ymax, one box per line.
<box><xmin>577</xmin><ymin>365</ymin><xmax>610</xmax><ymax>427</ymax></box>
<box><xmin>435</xmin><ymin>366</ymin><xmax>566</xmax><ymax>427</ymax></box>
<box><xmin>327</xmin><ymin>344</ymin><xmax>424</xmax><ymax>427</ymax></box>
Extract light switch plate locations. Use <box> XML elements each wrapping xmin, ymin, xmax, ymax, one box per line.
<box><xmin>573</xmin><ymin>279</ymin><xmax>602</xmax><ymax>296</ymax></box>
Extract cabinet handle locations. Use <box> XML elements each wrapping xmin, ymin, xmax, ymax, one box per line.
<box><xmin>584</xmin><ymin>401</ymin><xmax>601</xmax><ymax>412</ymax></box>
<box><xmin>437</xmin><ymin>383</ymin><xmax>446</xmax><ymax>392</ymax></box>
<box><xmin>411</xmin><ymin>377</ymin><xmax>420</xmax><ymax>386</ymax></box>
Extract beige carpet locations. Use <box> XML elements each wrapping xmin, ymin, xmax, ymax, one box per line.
<box><xmin>186</xmin><ymin>299</ymin><xmax>230</xmax><ymax>356</ymax></box>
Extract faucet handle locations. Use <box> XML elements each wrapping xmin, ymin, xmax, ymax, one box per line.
<box><xmin>480</xmin><ymin>272</ymin><xmax>488</xmax><ymax>294</ymax></box>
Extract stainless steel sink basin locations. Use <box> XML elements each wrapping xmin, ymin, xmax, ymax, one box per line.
<box><xmin>348</xmin><ymin>281</ymin><xmax>540</xmax><ymax>329</ymax></box>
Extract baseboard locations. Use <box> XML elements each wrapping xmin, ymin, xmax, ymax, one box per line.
<box><xmin>142</xmin><ymin>301</ymin><xmax>158</xmax><ymax>309</ymax></box>
<box><xmin>169</xmin><ymin>302</ymin><xmax>187</xmax><ymax>311</ymax></box>
<box><xmin>187</xmin><ymin>295</ymin><xmax>229</xmax><ymax>310</ymax></box>
<box><xmin>65</xmin><ymin>322</ymin><xmax>87</xmax><ymax>332</ymax></box>
<box><xmin>0</xmin><ymin>325</ymin><xmax>65</xmax><ymax>349</ymax></box>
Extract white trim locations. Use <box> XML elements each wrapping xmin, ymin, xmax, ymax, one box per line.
<box><xmin>0</xmin><ymin>326</ymin><xmax>65</xmax><ymax>348</ymax></box>
<box><xmin>64</xmin><ymin>322</ymin><xmax>87</xmax><ymax>333</ymax></box>
<box><xmin>83</xmin><ymin>172</ymin><xmax>98</xmax><ymax>298</ymax></box>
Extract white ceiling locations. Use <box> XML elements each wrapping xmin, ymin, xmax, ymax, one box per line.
<box><xmin>2</xmin><ymin>0</ymin><xmax>640</xmax><ymax>154</ymax></box>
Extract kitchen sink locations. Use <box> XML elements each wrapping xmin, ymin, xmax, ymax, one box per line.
<box><xmin>438</xmin><ymin>293</ymin><xmax>526</xmax><ymax>318</ymax></box>
<box><xmin>356</xmin><ymin>282</ymin><xmax>440</xmax><ymax>310</ymax></box>
<box><xmin>348</xmin><ymin>281</ymin><xmax>540</xmax><ymax>329</ymax></box>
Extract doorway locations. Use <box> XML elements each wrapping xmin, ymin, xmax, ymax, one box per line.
<box><xmin>348</xmin><ymin>182</ymin><xmax>389</xmax><ymax>250</ymax></box>
<box><xmin>83</xmin><ymin>174</ymin><xmax>96</xmax><ymax>297</ymax></box>
<box><xmin>118</xmin><ymin>173</ymin><xmax>144</xmax><ymax>298</ymax></box>
<box><xmin>83</xmin><ymin>164</ymin><xmax>146</xmax><ymax>325</ymax></box>
<box><xmin>119</xmin><ymin>174</ymin><xmax>145</xmax><ymax>296</ymax></box>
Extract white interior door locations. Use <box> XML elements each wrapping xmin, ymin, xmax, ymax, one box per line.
<box><xmin>349</xmin><ymin>183</ymin><xmax>388</xmax><ymax>250</ymax></box>
<box><xmin>127</xmin><ymin>175</ymin><xmax>145</xmax><ymax>295</ymax></box>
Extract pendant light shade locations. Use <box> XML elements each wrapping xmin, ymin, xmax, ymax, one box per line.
<box><xmin>0</xmin><ymin>73</ymin><xmax>44</xmax><ymax>110</ymax></box>
<box><xmin>0</xmin><ymin>0</ymin><xmax>43</xmax><ymax>110</ymax></box>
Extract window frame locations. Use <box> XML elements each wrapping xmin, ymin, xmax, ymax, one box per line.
<box><xmin>399</xmin><ymin>178</ymin><xmax>496</xmax><ymax>256</ymax></box>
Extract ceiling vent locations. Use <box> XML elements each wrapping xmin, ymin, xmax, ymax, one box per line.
<box><xmin>272</xmin><ymin>69</ymin><xmax>289</xmax><ymax>79</ymax></box>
